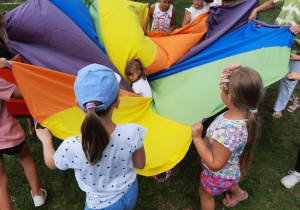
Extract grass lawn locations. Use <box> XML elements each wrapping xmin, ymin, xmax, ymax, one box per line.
<box><xmin>1</xmin><ymin>0</ymin><xmax>300</xmax><ymax>209</ymax></box>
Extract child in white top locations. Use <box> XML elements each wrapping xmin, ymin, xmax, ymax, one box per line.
<box><xmin>36</xmin><ymin>64</ymin><xmax>146</xmax><ymax>210</ymax></box>
<box><xmin>182</xmin><ymin>0</ymin><xmax>222</xmax><ymax>27</ymax></box>
<box><xmin>191</xmin><ymin>63</ymin><xmax>263</xmax><ymax>208</ymax></box>
<box><xmin>125</xmin><ymin>58</ymin><xmax>152</xmax><ymax>97</ymax></box>
<box><xmin>143</xmin><ymin>0</ymin><xmax>176</xmax><ymax>35</ymax></box>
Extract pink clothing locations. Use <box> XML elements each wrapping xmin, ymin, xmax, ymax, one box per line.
<box><xmin>201</xmin><ymin>169</ymin><xmax>240</xmax><ymax>195</ymax></box>
<box><xmin>0</xmin><ymin>77</ymin><xmax>25</xmax><ymax>149</ymax></box>
<box><xmin>151</xmin><ymin>3</ymin><xmax>173</xmax><ymax>32</ymax></box>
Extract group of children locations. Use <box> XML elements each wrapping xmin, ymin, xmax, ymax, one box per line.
<box><xmin>141</xmin><ymin>0</ymin><xmax>236</xmax><ymax>35</ymax></box>
<box><xmin>1</xmin><ymin>1</ymin><xmax>299</xmax><ymax>210</ymax></box>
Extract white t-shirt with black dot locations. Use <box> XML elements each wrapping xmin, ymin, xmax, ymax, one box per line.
<box><xmin>53</xmin><ymin>123</ymin><xmax>147</xmax><ymax>209</ymax></box>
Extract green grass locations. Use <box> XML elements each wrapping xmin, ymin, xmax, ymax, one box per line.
<box><xmin>1</xmin><ymin>0</ymin><xmax>300</xmax><ymax>209</ymax></box>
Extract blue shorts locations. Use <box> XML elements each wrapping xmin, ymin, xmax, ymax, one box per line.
<box><xmin>0</xmin><ymin>141</ymin><xmax>25</xmax><ymax>158</ymax></box>
<box><xmin>84</xmin><ymin>178</ymin><xmax>138</xmax><ymax>210</ymax></box>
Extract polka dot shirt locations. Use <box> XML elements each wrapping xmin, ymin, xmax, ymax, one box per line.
<box><xmin>54</xmin><ymin>123</ymin><xmax>147</xmax><ymax>209</ymax></box>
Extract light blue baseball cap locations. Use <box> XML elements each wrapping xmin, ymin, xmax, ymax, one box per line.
<box><xmin>74</xmin><ymin>64</ymin><xmax>121</xmax><ymax>112</ymax></box>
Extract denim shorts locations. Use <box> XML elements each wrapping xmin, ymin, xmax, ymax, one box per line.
<box><xmin>0</xmin><ymin>141</ymin><xmax>25</xmax><ymax>158</ymax></box>
<box><xmin>84</xmin><ymin>178</ymin><xmax>138</xmax><ymax>210</ymax></box>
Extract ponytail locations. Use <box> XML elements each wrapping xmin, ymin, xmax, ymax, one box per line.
<box><xmin>225</xmin><ymin>67</ymin><xmax>263</xmax><ymax>178</ymax></box>
<box><xmin>239</xmin><ymin>112</ymin><xmax>260</xmax><ymax>178</ymax></box>
<box><xmin>81</xmin><ymin>99</ymin><xmax>117</xmax><ymax>165</ymax></box>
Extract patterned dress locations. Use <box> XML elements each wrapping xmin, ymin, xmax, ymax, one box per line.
<box><xmin>202</xmin><ymin>111</ymin><xmax>248</xmax><ymax>180</ymax></box>
<box><xmin>151</xmin><ymin>3</ymin><xmax>173</xmax><ymax>32</ymax></box>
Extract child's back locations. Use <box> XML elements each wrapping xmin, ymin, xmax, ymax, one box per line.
<box><xmin>54</xmin><ymin>123</ymin><xmax>146</xmax><ymax>208</ymax></box>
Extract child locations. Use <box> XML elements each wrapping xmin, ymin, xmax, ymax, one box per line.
<box><xmin>125</xmin><ymin>58</ymin><xmax>152</xmax><ymax>97</ymax></box>
<box><xmin>0</xmin><ymin>77</ymin><xmax>46</xmax><ymax>209</ymax></box>
<box><xmin>143</xmin><ymin>0</ymin><xmax>176</xmax><ymax>35</ymax></box>
<box><xmin>191</xmin><ymin>63</ymin><xmax>263</xmax><ymax>208</ymax></box>
<box><xmin>36</xmin><ymin>64</ymin><xmax>146</xmax><ymax>210</ymax></box>
<box><xmin>280</xmin><ymin>71</ymin><xmax>300</xmax><ymax>189</ymax></box>
<box><xmin>181</xmin><ymin>0</ymin><xmax>221</xmax><ymax>27</ymax></box>
<box><xmin>0</xmin><ymin>14</ymin><xmax>36</xmax><ymax>135</ymax></box>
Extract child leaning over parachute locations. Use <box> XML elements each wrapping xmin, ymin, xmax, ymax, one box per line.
<box><xmin>36</xmin><ymin>64</ymin><xmax>146</xmax><ymax>210</ymax></box>
<box><xmin>191</xmin><ymin>63</ymin><xmax>263</xmax><ymax>208</ymax></box>
<box><xmin>125</xmin><ymin>58</ymin><xmax>152</xmax><ymax>97</ymax></box>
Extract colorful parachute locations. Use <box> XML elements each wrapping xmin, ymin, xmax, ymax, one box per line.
<box><xmin>2</xmin><ymin>0</ymin><xmax>294</xmax><ymax>176</ymax></box>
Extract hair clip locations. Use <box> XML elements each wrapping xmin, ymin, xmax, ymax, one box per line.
<box><xmin>220</xmin><ymin>63</ymin><xmax>243</xmax><ymax>90</ymax></box>
<box><xmin>250</xmin><ymin>109</ymin><xmax>257</xmax><ymax>113</ymax></box>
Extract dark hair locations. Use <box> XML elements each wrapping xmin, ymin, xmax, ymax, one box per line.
<box><xmin>227</xmin><ymin>67</ymin><xmax>263</xmax><ymax>178</ymax></box>
<box><xmin>222</xmin><ymin>0</ymin><xmax>237</xmax><ymax>7</ymax></box>
<box><xmin>81</xmin><ymin>97</ymin><xmax>118</xmax><ymax>165</ymax></box>
<box><xmin>125</xmin><ymin>58</ymin><xmax>147</xmax><ymax>80</ymax></box>
<box><xmin>0</xmin><ymin>15</ymin><xmax>10</xmax><ymax>51</ymax></box>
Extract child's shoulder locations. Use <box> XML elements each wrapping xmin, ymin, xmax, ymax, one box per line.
<box><xmin>115</xmin><ymin>123</ymin><xmax>147</xmax><ymax>139</ymax></box>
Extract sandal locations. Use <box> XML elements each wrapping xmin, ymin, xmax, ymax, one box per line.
<box><xmin>223</xmin><ymin>191</ymin><xmax>248</xmax><ymax>207</ymax></box>
<box><xmin>289</xmin><ymin>94</ymin><xmax>299</xmax><ymax>102</ymax></box>
<box><xmin>272</xmin><ymin>111</ymin><xmax>282</xmax><ymax>119</ymax></box>
<box><xmin>287</xmin><ymin>101</ymin><xmax>300</xmax><ymax>113</ymax></box>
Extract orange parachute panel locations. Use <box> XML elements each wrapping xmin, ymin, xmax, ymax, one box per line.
<box><xmin>146</xmin><ymin>13</ymin><xmax>209</xmax><ymax>74</ymax></box>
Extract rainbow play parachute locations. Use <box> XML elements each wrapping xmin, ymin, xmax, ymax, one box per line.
<box><xmin>1</xmin><ymin>0</ymin><xmax>294</xmax><ymax>176</ymax></box>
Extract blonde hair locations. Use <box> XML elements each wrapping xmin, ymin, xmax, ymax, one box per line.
<box><xmin>125</xmin><ymin>58</ymin><xmax>147</xmax><ymax>80</ymax></box>
<box><xmin>226</xmin><ymin>67</ymin><xmax>263</xmax><ymax>178</ymax></box>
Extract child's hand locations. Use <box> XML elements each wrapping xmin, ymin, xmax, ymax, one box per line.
<box><xmin>0</xmin><ymin>57</ymin><xmax>7</xmax><ymax>68</ymax></box>
<box><xmin>191</xmin><ymin>121</ymin><xmax>203</xmax><ymax>140</ymax></box>
<box><xmin>248</xmin><ymin>8</ymin><xmax>258</xmax><ymax>22</ymax></box>
<box><xmin>36</xmin><ymin>128</ymin><xmax>52</xmax><ymax>143</ymax></box>
<box><xmin>287</xmin><ymin>72</ymin><xmax>300</xmax><ymax>81</ymax></box>
<box><xmin>289</xmin><ymin>25</ymin><xmax>300</xmax><ymax>35</ymax></box>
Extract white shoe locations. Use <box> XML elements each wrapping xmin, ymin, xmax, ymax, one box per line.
<box><xmin>281</xmin><ymin>170</ymin><xmax>300</xmax><ymax>189</ymax></box>
<box><xmin>31</xmin><ymin>189</ymin><xmax>47</xmax><ymax>207</ymax></box>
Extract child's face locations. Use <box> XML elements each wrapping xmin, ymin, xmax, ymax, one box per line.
<box><xmin>127</xmin><ymin>69</ymin><xmax>141</xmax><ymax>83</ymax></box>
<box><xmin>193</xmin><ymin>0</ymin><xmax>204</xmax><ymax>9</ymax></box>
<box><xmin>159</xmin><ymin>0</ymin><xmax>172</xmax><ymax>11</ymax></box>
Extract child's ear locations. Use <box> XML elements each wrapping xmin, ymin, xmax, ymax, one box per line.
<box><xmin>115</xmin><ymin>95</ymin><xmax>120</xmax><ymax>109</ymax></box>
<box><xmin>227</xmin><ymin>92</ymin><xmax>232</xmax><ymax>104</ymax></box>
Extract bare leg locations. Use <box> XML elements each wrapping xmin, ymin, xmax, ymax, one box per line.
<box><xmin>199</xmin><ymin>184</ymin><xmax>215</xmax><ymax>210</ymax></box>
<box><xmin>0</xmin><ymin>157</ymin><xmax>14</xmax><ymax>210</ymax></box>
<box><xmin>27</xmin><ymin>117</ymin><xmax>36</xmax><ymax>136</ymax></box>
<box><xmin>15</xmin><ymin>143</ymin><xmax>42</xmax><ymax>196</ymax></box>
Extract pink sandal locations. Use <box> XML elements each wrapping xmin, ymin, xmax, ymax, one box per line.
<box><xmin>223</xmin><ymin>191</ymin><xmax>248</xmax><ymax>207</ymax></box>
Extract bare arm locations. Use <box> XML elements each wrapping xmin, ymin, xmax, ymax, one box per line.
<box><xmin>191</xmin><ymin>122</ymin><xmax>232</xmax><ymax>171</ymax></box>
<box><xmin>143</xmin><ymin>4</ymin><xmax>155</xmax><ymax>35</ymax></box>
<box><xmin>166</xmin><ymin>6</ymin><xmax>176</xmax><ymax>35</ymax></box>
<box><xmin>181</xmin><ymin>11</ymin><xmax>191</xmax><ymax>27</ymax></box>
<box><xmin>248</xmin><ymin>0</ymin><xmax>275</xmax><ymax>21</ymax></box>
<box><xmin>132</xmin><ymin>146</ymin><xmax>146</xmax><ymax>169</ymax></box>
<box><xmin>11</xmin><ymin>85</ymin><xmax>23</xmax><ymax>99</ymax></box>
<box><xmin>36</xmin><ymin>128</ymin><xmax>57</xmax><ymax>169</ymax></box>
